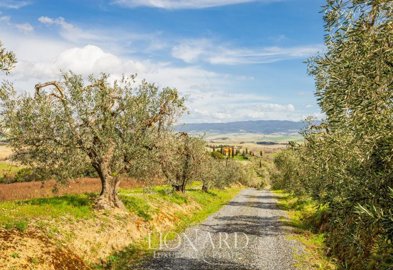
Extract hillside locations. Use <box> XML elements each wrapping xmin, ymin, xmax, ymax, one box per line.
<box><xmin>175</xmin><ymin>120</ymin><xmax>306</xmax><ymax>134</ymax></box>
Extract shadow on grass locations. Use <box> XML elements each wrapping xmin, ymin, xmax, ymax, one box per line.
<box><xmin>273</xmin><ymin>191</ymin><xmax>330</xmax><ymax>233</ymax></box>
<box><xmin>156</xmin><ymin>189</ymin><xmax>189</xmax><ymax>204</ymax></box>
<box><xmin>17</xmin><ymin>193</ymin><xmax>96</xmax><ymax>207</ymax></box>
<box><xmin>187</xmin><ymin>189</ymin><xmax>218</xmax><ymax>196</ymax></box>
<box><xmin>121</xmin><ymin>195</ymin><xmax>153</xmax><ymax>221</ymax></box>
<box><xmin>94</xmin><ymin>244</ymin><xmax>150</xmax><ymax>270</ymax></box>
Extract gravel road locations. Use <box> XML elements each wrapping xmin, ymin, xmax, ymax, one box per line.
<box><xmin>136</xmin><ymin>189</ymin><xmax>301</xmax><ymax>270</ymax></box>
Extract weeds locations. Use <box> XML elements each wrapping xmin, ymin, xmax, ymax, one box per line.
<box><xmin>273</xmin><ymin>190</ymin><xmax>337</xmax><ymax>269</ymax></box>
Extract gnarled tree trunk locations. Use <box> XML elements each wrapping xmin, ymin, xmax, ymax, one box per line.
<box><xmin>172</xmin><ymin>182</ymin><xmax>186</xmax><ymax>193</ymax></box>
<box><xmin>95</xmin><ymin>174</ymin><xmax>124</xmax><ymax>210</ymax></box>
<box><xmin>93</xmin><ymin>142</ymin><xmax>125</xmax><ymax>210</ymax></box>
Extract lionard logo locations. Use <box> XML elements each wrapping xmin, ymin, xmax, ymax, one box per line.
<box><xmin>148</xmin><ymin>229</ymin><xmax>250</xmax><ymax>265</ymax></box>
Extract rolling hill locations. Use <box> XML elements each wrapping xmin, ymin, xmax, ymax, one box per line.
<box><xmin>175</xmin><ymin>120</ymin><xmax>306</xmax><ymax>134</ymax></box>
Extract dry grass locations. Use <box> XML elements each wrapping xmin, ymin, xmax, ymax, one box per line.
<box><xmin>0</xmin><ymin>184</ymin><xmax>242</xmax><ymax>269</ymax></box>
<box><xmin>0</xmin><ymin>229</ymin><xmax>89</xmax><ymax>270</ymax></box>
<box><xmin>0</xmin><ymin>177</ymin><xmax>155</xmax><ymax>201</ymax></box>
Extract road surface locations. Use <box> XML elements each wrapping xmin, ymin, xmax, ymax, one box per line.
<box><xmin>136</xmin><ymin>189</ymin><xmax>301</xmax><ymax>270</ymax></box>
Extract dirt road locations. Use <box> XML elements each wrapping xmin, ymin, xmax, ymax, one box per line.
<box><xmin>137</xmin><ymin>189</ymin><xmax>301</xmax><ymax>270</ymax></box>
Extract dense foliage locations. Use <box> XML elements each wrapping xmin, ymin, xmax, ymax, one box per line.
<box><xmin>159</xmin><ymin>132</ymin><xmax>207</xmax><ymax>192</ymax></box>
<box><xmin>273</xmin><ymin>1</ymin><xmax>393</xmax><ymax>269</ymax></box>
<box><xmin>0</xmin><ymin>72</ymin><xmax>185</xmax><ymax>209</ymax></box>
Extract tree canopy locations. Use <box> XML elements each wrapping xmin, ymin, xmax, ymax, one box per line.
<box><xmin>0</xmin><ymin>72</ymin><xmax>185</xmax><ymax>209</ymax></box>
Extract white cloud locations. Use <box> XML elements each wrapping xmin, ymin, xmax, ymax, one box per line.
<box><xmin>112</xmin><ymin>0</ymin><xmax>279</xmax><ymax>9</ymax></box>
<box><xmin>36</xmin><ymin>16</ymin><xmax>167</xmax><ymax>55</ymax></box>
<box><xmin>171</xmin><ymin>39</ymin><xmax>211</xmax><ymax>63</ymax></box>
<box><xmin>186</xmin><ymin>89</ymin><xmax>300</xmax><ymax>122</ymax></box>
<box><xmin>15</xmin><ymin>23</ymin><xmax>34</xmax><ymax>33</ymax></box>
<box><xmin>0</xmin><ymin>15</ymin><xmax>34</xmax><ymax>33</ymax></box>
<box><xmin>38</xmin><ymin>16</ymin><xmax>100</xmax><ymax>43</ymax></box>
<box><xmin>0</xmin><ymin>0</ymin><xmax>30</xmax><ymax>9</ymax></box>
<box><xmin>172</xmin><ymin>39</ymin><xmax>322</xmax><ymax>65</ymax></box>
<box><xmin>0</xmin><ymin>15</ymin><xmax>319</xmax><ymax>122</ymax></box>
<box><xmin>5</xmin><ymin>42</ymin><xmax>306</xmax><ymax>122</ymax></box>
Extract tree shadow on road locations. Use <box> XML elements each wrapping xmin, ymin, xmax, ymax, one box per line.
<box><xmin>135</xmin><ymin>256</ymin><xmax>257</xmax><ymax>270</ymax></box>
<box><xmin>201</xmin><ymin>215</ymin><xmax>292</xmax><ymax>237</ymax></box>
<box><xmin>243</xmin><ymin>194</ymin><xmax>279</xmax><ymax>200</ymax></box>
<box><xmin>226</xmin><ymin>200</ymin><xmax>278</xmax><ymax>210</ymax></box>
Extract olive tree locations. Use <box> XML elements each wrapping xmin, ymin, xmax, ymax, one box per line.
<box><xmin>0</xmin><ymin>41</ymin><xmax>16</xmax><ymax>74</ymax></box>
<box><xmin>159</xmin><ymin>132</ymin><xmax>206</xmax><ymax>193</ymax></box>
<box><xmin>273</xmin><ymin>1</ymin><xmax>393</xmax><ymax>268</ymax></box>
<box><xmin>0</xmin><ymin>72</ymin><xmax>185</xmax><ymax>209</ymax></box>
<box><xmin>0</xmin><ymin>41</ymin><xmax>16</xmax><ymax>138</ymax></box>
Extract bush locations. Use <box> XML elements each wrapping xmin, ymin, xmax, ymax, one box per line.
<box><xmin>210</xmin><ymin>151</ymin><xmax>225</xmax><ymax>159</ymax></box>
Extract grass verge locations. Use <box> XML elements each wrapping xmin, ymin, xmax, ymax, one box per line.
<box><xmin>0</xmin><ymin>194</ymin><xmax>94</xmax><ymax>231</ymax></box>
<box><xmin>0</xmin><ymin>182</ymin><xmax>242</xmax><ymax>269</ymax></box>
<box><xmin>96</xmin><ymin>184</ymin><xmax>243</xmax><ymax>269</ymax></box>
<box><xmin>272</xmin><ymin>190</ymin><xmax>337</xmax><ymax>270</ymax></box>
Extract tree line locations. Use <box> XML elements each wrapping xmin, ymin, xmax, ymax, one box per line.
<box><xmin>272</xmin><ymin>1</ymin><xmax>392</xmax><ymax>269</ymax></box>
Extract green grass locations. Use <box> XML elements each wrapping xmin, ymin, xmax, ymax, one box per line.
<box><xmin>233</xmin><ymin>155</ymin><xmax>249</xmax><ymax>161</ymax></box>
<box><xmin>0</xmin><ymin>162</ymin><xmax>21</xmax><ymax>177</ymax></box>
<box><xmin>0</xmin><ymin>183</ymin><xmax>228</xmax><ymax>231</ymax></box>
<box><xmin>272</xmin><ymin>190</ymin><xmax>337</xmax><ymax>270</ymax></box>
<box><xmin>97</xmin><ymin>184</ymin><xmax>243</xmax><ymax>269</ymax></box>
<box><xmin>120</xmin><ymin>194</ymin><xmax>155</xmax><ymax>221</ymax></box>
<box><xmin>0</xmin><ymin>194</ymin><xmax>94</xmax><ymax>230</ymax></box>
<box><xmin>0</xmin><ymin>181</ymin><xmax>242</xmax><ymax>268</ymax></box>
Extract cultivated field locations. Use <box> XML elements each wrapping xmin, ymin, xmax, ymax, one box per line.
<box><xmin>204</xmin><ymin>132</ymin><xmax>302</xmax><ymax>154</ymax></box>
<box><xmin>0</xmin><ymin>177</ymin><xmax>152</xmax><ymax>201</ymax></box>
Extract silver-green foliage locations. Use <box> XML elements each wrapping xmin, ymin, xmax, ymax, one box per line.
<box><xmin>159</xmin><ymin>132</ymin><xmax>207</xmax><ymax>192</ymax></box>
<box><xmin>0</xmin><ymin>41</ymin><xmax>16</xmax><ymax>74</ymax></box>
<box><xmin>0</xmin><ymin>72</ymin><xmax>185</xmax><ymax>209</ymax></box>
<box><xmin>274</xmin><ymin>1</ymin><xmax>392</xmax><ymax>268</ymax></box>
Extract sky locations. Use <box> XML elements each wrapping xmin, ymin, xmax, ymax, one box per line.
<box><xmin>0</xmin><ymin>0</ymin><xmax>325</xmax><ymax>123</ymax></box>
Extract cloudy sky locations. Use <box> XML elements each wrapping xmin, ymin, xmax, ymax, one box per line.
<box><xmin>0</xmin><ymin>0</ymin><xmax>325</xmax><ymax>123</ymax></box>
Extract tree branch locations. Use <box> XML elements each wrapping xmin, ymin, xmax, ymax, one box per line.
<box><xmin>35</xmin><ymin>81</ymin><xmax>65</xmax><ymax>98</ymax></box>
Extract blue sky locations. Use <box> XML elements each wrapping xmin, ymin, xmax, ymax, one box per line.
<box><xmin>0</xmin><ymin>0</ymin><xmax>325</xmax><ymax>123</ymax></box>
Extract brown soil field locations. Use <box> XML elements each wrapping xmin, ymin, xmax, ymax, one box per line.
<box><xmin>0</xmin><ymin>177</ymin><xmax>156</xmax><ymax>201</ymax></box>
<box><xmin>0</xmin><ymin>145</ymin><xmax>13</xmax><ymax>161</ymax></box>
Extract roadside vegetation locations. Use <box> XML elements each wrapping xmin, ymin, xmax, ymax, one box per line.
<box><xmin>273</xmin><ymin>2</ymin><xmax>393</xmax><ymax>269</ymax></box>
<box><xmin>0</xmin><ymin>182</ymin><xmax>242</xmax><ymax>269</ymax></box>
<box><xmin>0</xmin><ymin>38</ymin><xmax>265</xmax><ymax>269</ymax></box>
<box><xmin>273</xmin><ymin>190</ymin><xmax>337</xmax><ymax>270</ymax></box>
<box><xmin>99</xmin><ymin>184</ymin><xmax>242</xmax><ymax>269</ymax></box>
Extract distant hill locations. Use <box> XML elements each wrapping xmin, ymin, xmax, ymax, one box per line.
<box><xmin>175</xmin><ymin>120</ymin><xmax>306</xmax><ymax>134</ymax></box>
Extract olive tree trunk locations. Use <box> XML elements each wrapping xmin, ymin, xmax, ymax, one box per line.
<box><xmin>95</xmin><ymin>174</ymin><xmax>124</xmax><ymax>209</ymax></box>
<box><xmin>93</xmin><ymin>143</ymin><xmax>125</xmax><ymax>210</ymax></box>
<box><xmin>172</xmin><ymin>182</ymin><xmax>186</xmax><ymax>193</ymax></box>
